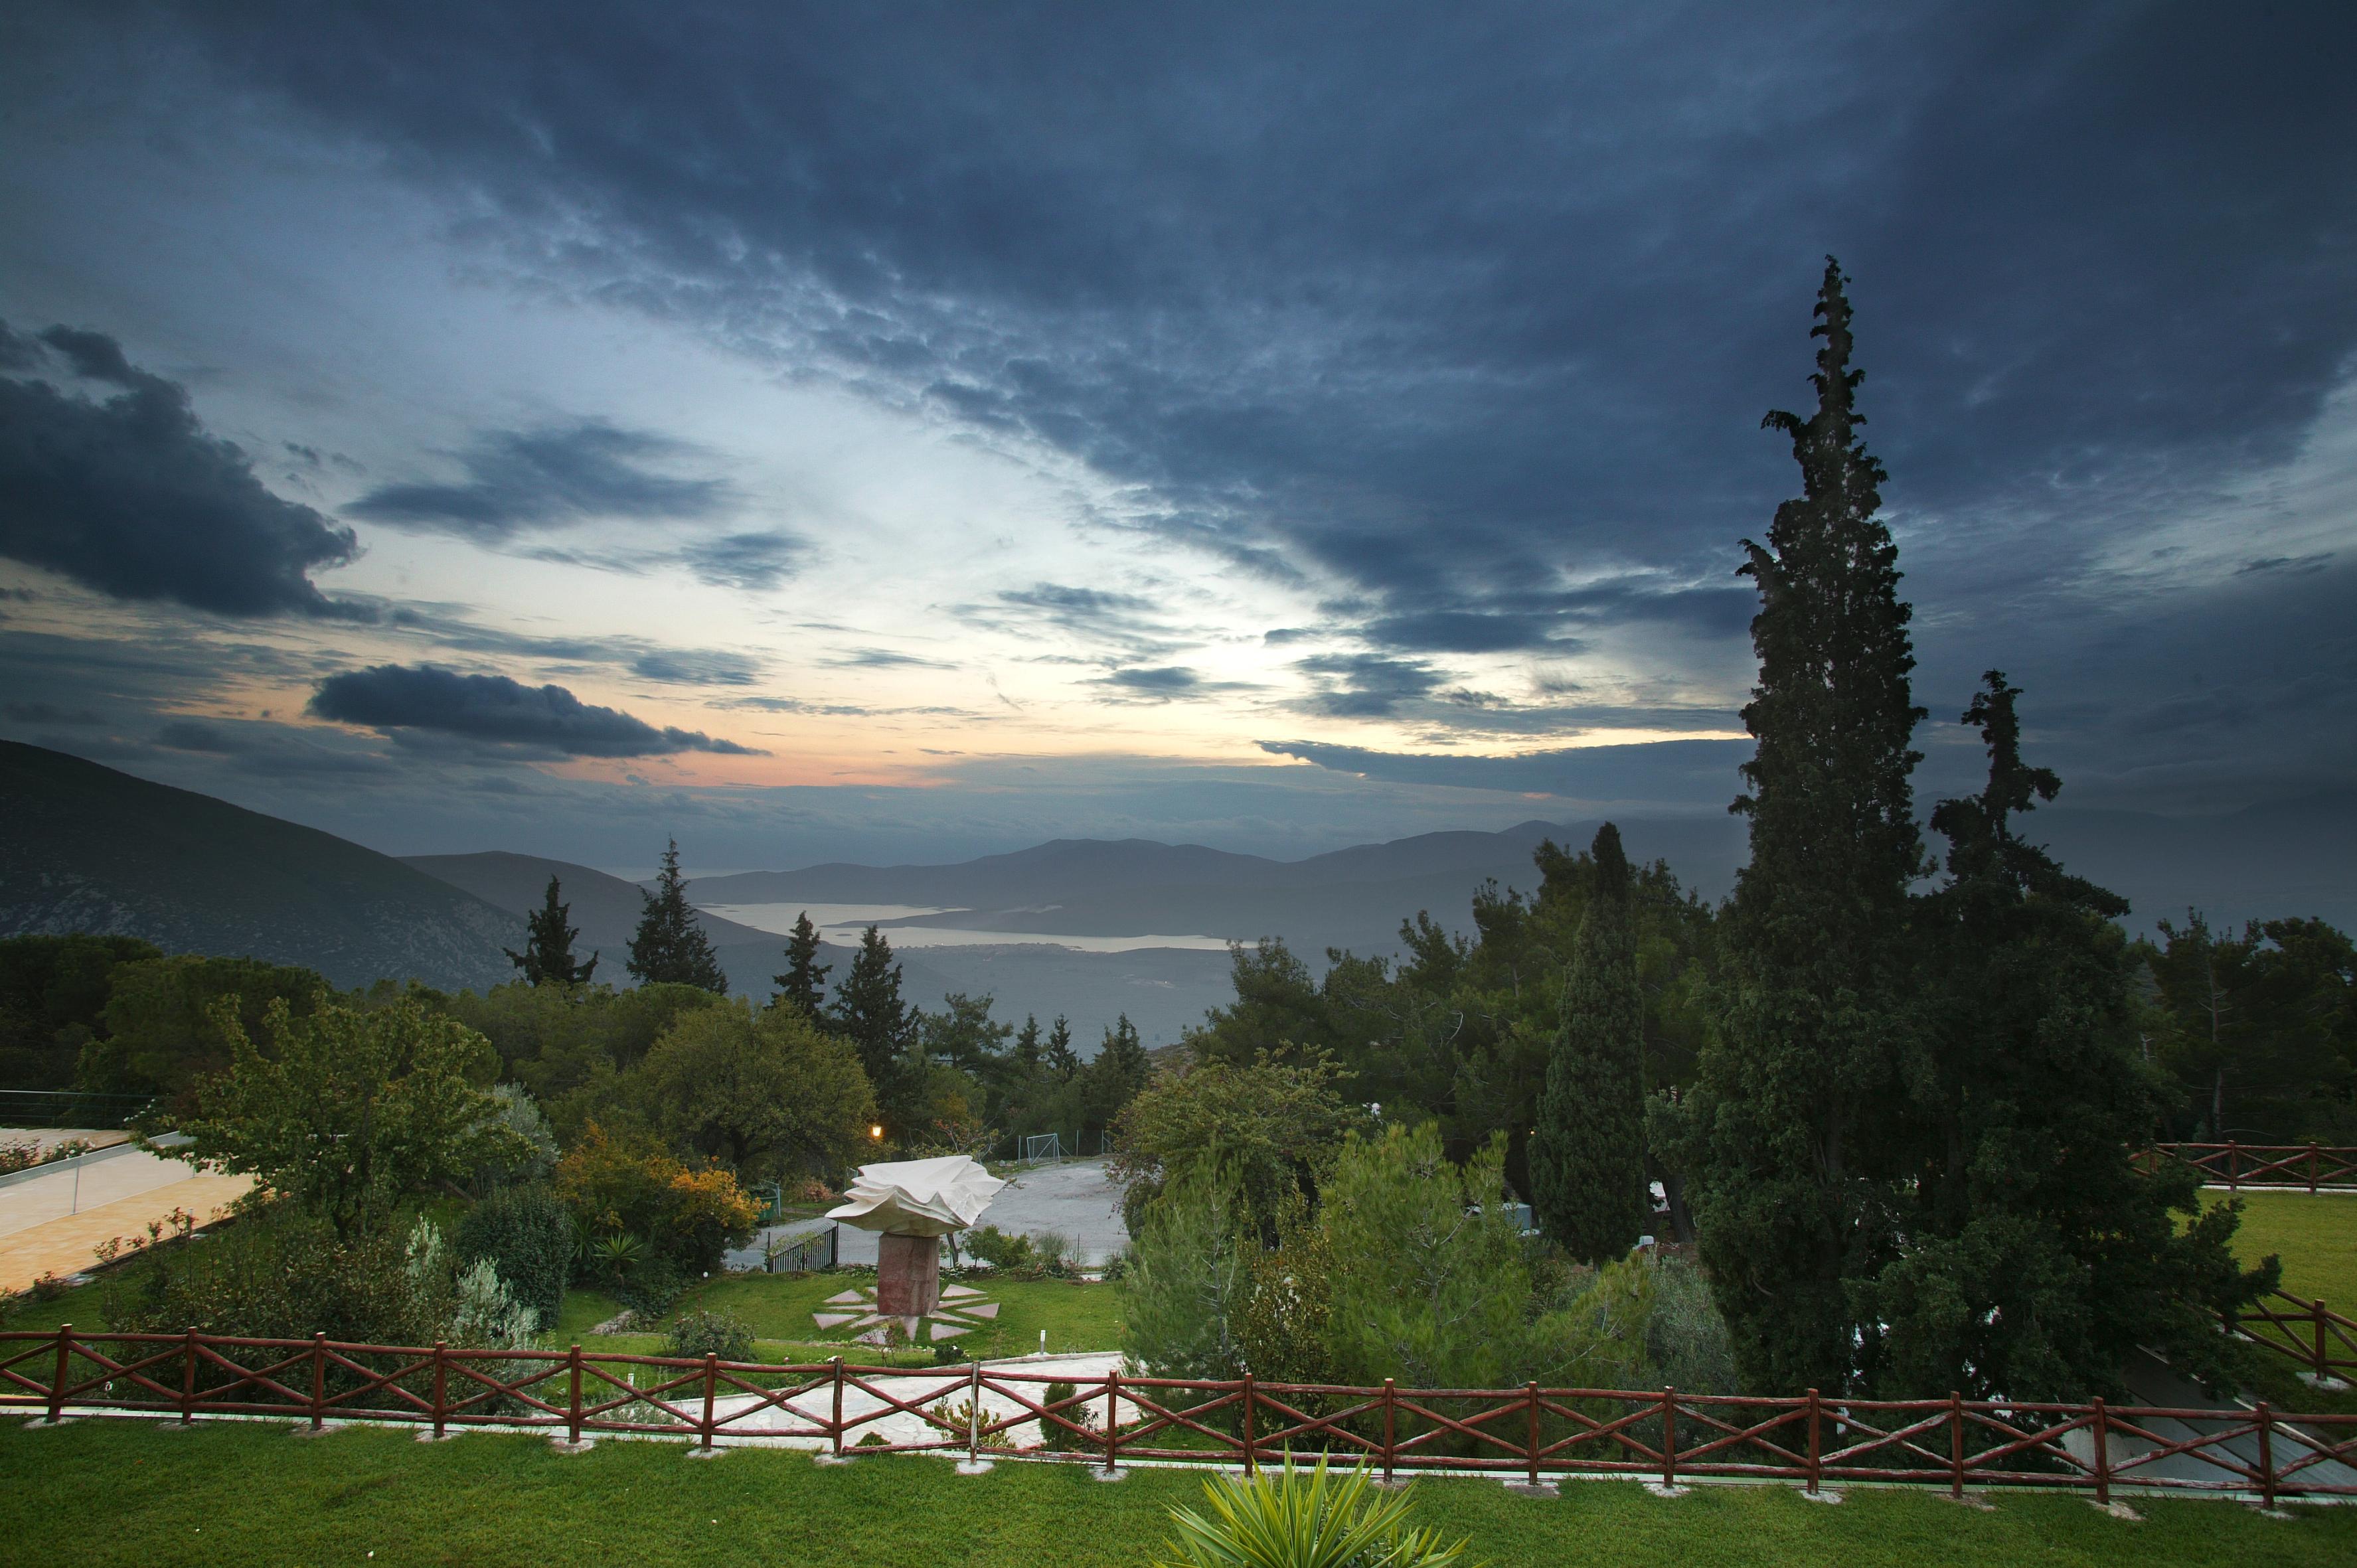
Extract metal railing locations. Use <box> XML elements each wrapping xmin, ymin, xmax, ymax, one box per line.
<box><xmin>7</xmin><ymin>1326</ymin><xmax>2352</xmax><ymax>1503</ymax></box>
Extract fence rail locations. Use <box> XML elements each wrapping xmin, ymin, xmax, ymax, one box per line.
<box><xmin>2233</xmin><ymin>1289</ymin><xmax>2357</xmax><ymax>1381</ymax></box>
<box><xmin>2141</xmin><ymin>1142</ymin><xmax>2357</xmax><ymax>1191</ymax></box>
<box><xmin>7</xmin><ymin>1326</ymin><xmax>2353</xmax><ymax>1502</ymax></box>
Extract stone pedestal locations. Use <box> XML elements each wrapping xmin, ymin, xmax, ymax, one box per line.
<box><xmin>876</xmin><ymin>1231</ymin><xmax>942</xmax><ymax>1318</ymax></box>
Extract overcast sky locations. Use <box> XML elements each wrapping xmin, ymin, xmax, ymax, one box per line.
<box><xmin>1</xmin><ymin>3</ymin><xmax>2351</xmax><ymax>870</ymax></box>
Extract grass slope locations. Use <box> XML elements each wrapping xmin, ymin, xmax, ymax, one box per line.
<box><xmin>5</xmin><ymin>1419</ymin><xmax>2349</xmax><ymax>1568</ymax></box>
<box><xmin>2206</xmin><ymin>1189</ymin><xmax>2357</xmax><ymax>1415</ymax></box>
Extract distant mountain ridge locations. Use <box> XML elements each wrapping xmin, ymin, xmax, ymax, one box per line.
<box><xmin>0</xmin><ymin>742</ymin><xmax>519</xmax><ymax>991</ymax></box>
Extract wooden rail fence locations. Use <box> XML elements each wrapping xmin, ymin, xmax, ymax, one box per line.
<box><xmin>2234</xmin><ymin>1289</ymin><xmax>2357</xmax><ymax>1383</ymax></box>
<box><xmin>7</xmin><ymin>1326</ymin><xmax>2354</xmax><ymax>1503</ymax></box>
<box><xmin>2141</xmin><ymin>1142</ymin><xmax>2357</xmax><ymax>1191</ymax></box>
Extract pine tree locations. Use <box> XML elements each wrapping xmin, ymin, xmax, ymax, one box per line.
<box><xmin>505</xmin><ymin>876</ymin><xmax>598</xmax><ymax>986</ymax></box>
<box><xmin>1044</xmin><ymin>1015</ymin><xmax>1080</xmax><ymax>1081</ymax></box>
<box><xmin>1686</xmin><ymin>259</ymin><xmax>1927</xmax><ymax>1395</ymax></box>
<box><xmin>1528</xmin><ymin>824</ymin><xmax>1649</xmax><ymax>1263</ymax></box>
<box><xmin>772</xmin><ymin>911</ymin><xmax>830</xmax><ymax>1016</ymax></box>
<box><xmin>829</xmin><ymin>925</ymin><xmax>912</xmax><ymax>1121</ymax></box>
<box><xmin>625</xmin><ymin>839</ymin><xmax>728</xmax><ymax>992</ymax></box>
<box><xmin>1084</xmin><ymin>1014</ymin><xmax>1151</xmax><ymax>1135</ymax></box>
<box><xmin>1869</xmin><ymin>674</ymin><xmax>2273</xmax><ymax>1399</ymax></box>
<box><xmin>1013</xmin><ymin>1014</ymin><xmax>1044</xmax><ymax>1071</ymax></box>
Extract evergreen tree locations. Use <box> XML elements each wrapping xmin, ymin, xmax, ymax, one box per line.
<box><xmin>1686</xmin><ymin>260</ymin><xmax>1927</xmax><ymax>1395</ymax></box>
<box><xmin>505</xmin><ymin>876</ymin><xmax>598</xmax><ymax>987</ymax></box>
<box><xmin>829</xmin><ymin>925</ymin><xmax>914</xmax><ymax>1125</ymax></box>
<box><xmin>1084</xmin><ymin>1013</ymin><xmax>1152</xmax><ymax>1133</ymax></box>
<box><xmin>772</xmin><ymin>911</ymin><xmax>830</xmax><ymax>1016</ymax></box>
<box><xmin>1044</xmin><ymin>1014</ymin><xmax>1080</xmax><ymax>1081</ymax></box>
<box><xmin>1528</xmin><ymin>824</ymin><xmax>1649</xmax><ymax>1263</ymax></box>
<box><xmin>1871</xmin><ymin>673</ymin><xmax>2273</xmax><ymax>1398</ymax></box>
<box><xmin>1013</xmin><ymin>1014</ymin><xmax>1044</xmax><ymax>1071</ymax></box>
<box><xmin>625</xmin><ymin>839</ymin><xmax>727</xmax><ymax>993</ymax></box>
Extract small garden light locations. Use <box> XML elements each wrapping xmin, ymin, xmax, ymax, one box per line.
<box><xmin>869</xmin><ymin>1123</ymin><xmax>884</xmax><ymax>1140</ymax></box>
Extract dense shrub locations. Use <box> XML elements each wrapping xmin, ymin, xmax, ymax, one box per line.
<box><xmin>102</xmin><ymin>1206</ymin><xmax>444</xmax><ymax>1344</ymax></box>
<box><xmin>664</xmin><ymin>1308</ymin><xmax>754</xmax><ymax>1362</ymax></box>
<box><xmin>453</xmin><ymin>1184</ymin><xmax>571</xmax><ymax>1330</ymax></box>
<box><xmin>1038</xmin><ymin>1380</ymin><xmax>1092</xmax><ymax>1452</ymax></box>
<box><xmin>552</xmin><ymin>1122</ymin><xmax>759</xmax><ymax>1276</ymax></box>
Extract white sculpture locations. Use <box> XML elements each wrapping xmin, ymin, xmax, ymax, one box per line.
<box><xmin>827</xmin><ymin>1155</ymin><xmax>1006</xmax><ymax>1237</ymax></box>
<box><xmin>828</xmin><ymin>1155</ymin><xmax>1007</xmax><ymax>1324</ymax></box>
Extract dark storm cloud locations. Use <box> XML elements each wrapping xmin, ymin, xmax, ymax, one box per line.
<box><xmin>3</xmin><ymin>700</ymin><xmax>101</xmax><ymax>725</ymax></box>
<box><xmin>347</xmin><ymin>422</ymin><xmax>730</xmax><ymax>538</ymax></box>
<box><xmin>678</xmin><ymin>530</ymin><xmax>805</xmax><ymax>590</ymax></box>
<box><xmin>1291</xmin><ymin>654</ymin><xmax>1443</xmax><ymax>719</ymax></box>
<box><xmin>0</xmin><ymin>321</ymin><xmax>365</xmax><ymax>618</ymax></box>
<box><xmin>309</xmin><ymin>663</ymin><xmax>764</xmax><ymax>756</ymax></box>
<box><xmin>6</xmin><ymin>3</ymin><xmax>2352</xmax><ymax>815</ymax></box>
<box><xmin>104</xmin><ymin>2</ymin><xmax>2352</xmax><ymax>761</ymax></box>
<box><xmin>625</xmin><ymin>649</ymin><xmax>760</xmax><ymax>686</ymax></box>
<box><xmin>1262</xmin><ymin>738</ymin><xmax>1751</xmax><ymax>805</ymax></box>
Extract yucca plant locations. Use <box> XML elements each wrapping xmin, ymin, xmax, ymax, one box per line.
<box><xmin>1157</xmin><ymin>1457</ymin><xmax>1476</xmax><ymax>1568</ymax></box>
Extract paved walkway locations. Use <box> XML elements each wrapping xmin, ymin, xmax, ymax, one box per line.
<box><xmin>0</xmin><ymin>1141</ymin><xmax>252</xmax><ymax>1291</ymax></box>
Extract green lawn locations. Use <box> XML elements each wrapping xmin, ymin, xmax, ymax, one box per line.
<box><xmin>5</xmin><ymin>1419</ymin><xmax>2350</xmax><ymax>1568</ymax></box>
<box><xmin>2208</xmin><ymin>1189</ymin><xmax>2357</xmax><ymax>1309</ymax></box>
<box><xmin>2203</xmin><ymin>1190</ymin><xmax>2357</xmax><ymax>1415</ymax></box>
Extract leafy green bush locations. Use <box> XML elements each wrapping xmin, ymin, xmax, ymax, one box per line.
<box><xmin>1159</xmin><ymin>1456</ymin><xmax>1469</xmax><ymax>1568</ymax></box>
<box><xmin>965</xmin><ymin>1223</ymin><xmax>1038</xmax><ymax>1270</ymax></box>
<box><xmin>453</xmin><ymin>1184</ymin><xmax>570</xmax><ymax>1330</ymax></box>
<box><xmin>102</xmin><ymin>1205</ymin><xmax>445</xmax><ymax>1344</ymax></box>
<box><xmin>664</xmin><ymin>1307</ymin><xmax>754</xmax><ymax>1362</ymax></box>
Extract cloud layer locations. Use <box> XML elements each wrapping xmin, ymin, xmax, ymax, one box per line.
<box><xmin>0</xmin><ymin>322</ymin><xmax>363</xmax><ymax>618</ymax></box>
<box><xmin>308</xmin><ymin>664</ymin><xmax>762</xmax><ymax>756</ymax></box>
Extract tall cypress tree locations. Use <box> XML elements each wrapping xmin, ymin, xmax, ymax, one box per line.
<box><xmin>626</xmin><ymin>838</ymin><xmax>728</xmax><ymax>992</ymax></box>
<box><xmin>772</xmin><ymin>911</ymin><xmax>831</xmax><ymax>1016</ymax></box>
<box><xmin>1686</xmin><ymin>259</ymin><xmax>1927</xmax><ymax>1395</ymax></box>
<box><xmin>505</xmin><ymin>876</ymin><xmax>598</xmax><ymax>986</ymax></box>
<box><xmin>1528</xmin><ymin>824</ymin><xmax>1649</xmax><ymax>1263</ymax></box>
<box><xmin>829</xmin><ymin>925</ymin><xmax>914</xmax><ymax>1124</ymax></box>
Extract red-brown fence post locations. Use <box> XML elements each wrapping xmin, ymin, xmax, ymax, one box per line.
<box><xmin>831</xmin><ymin>1356</ymin><xmax>845</xmax><ymax>1458</ymax></box>
<box><xmin>2311</xmin><ymin>1142</ymin><xmax>2322</xmax><ymax>1194</ymax></box>
<box><xmin>700</xmin><ymin>1351</ymin><xmax>718</xmax><ymax>1450</ymax></box>
<box><xmin>47</xmin><ymin>1324</ymin><xmax>70</xmax><ymax>1423</ymax></box>
<box><xmin>2091</xmin><ymin>1397</ymin><xmax>2110</xmax><ymax>1506</ymax></box>
<box><xmin>2228</xmin><ymin>1140</ymin><xmax>2241</xmax><ymax>1190</ymax></box>
<box><xmin>1382</xmin><ymin>1378</ymin><xmax>1396</xmax><ymax>1486</ymax></box>
<box><xmin>568</xmin><ymin>1344</ymin><xmax>583</xmax><ymax>1446</ymax></box>
<box><xmin>2255</xmin><ymin>1400</ymin><xmax>2276</xmax><ymax>1510</ymax></box>
<box><xmin>1526</xmin><ymin>1381</ymin><xmax>1540</xmax><ymax>1487</ymax></box>
<box><xmin>311</xmin><ymin>1332</ymin><xmax>327</xmax><ymax>1431</ymax></box>
<box><xmin>432</xmin><ymin>1340</ymin><xmax>447</xmax><ymax>1440</ymax></box>
<box><xmin>2317</xmin><ymin>1300</ymin><xmax>2331</xmax><ymax>1378</ymax></box>
<box><xmin>967</xmin><ymin>1358</ymin><xmax>982</xmax><ymax>1466</ymax></box>
<box><xmin>1104</xmin><ymin>1368</ymin><xmax>1121</xmax><ymax>1475</ymax></box>
<box><xmin>1660</xmin><ymin>1387</ymin><xmax>1676</xmax><ymax>1491</ymax></box>
<box><xmin>1947</xmin><ymin>1389</ymin><xmax>1963</xmax><ymax>1499</ymax></box>
<box><xmin>1805</xmin><ymin>1387</ymin><xmax>1821</xmax><ymax>1494</ymax></box>
<box><xmin>1241</xmin><ymin>1371</ymin><xmax>1256</xmax><ymax>1476</ymax></box>
<box><xmin>181</xmin><ymin>1326</ymin><xmax>199</xmax><ymax>1426</ymax></box>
